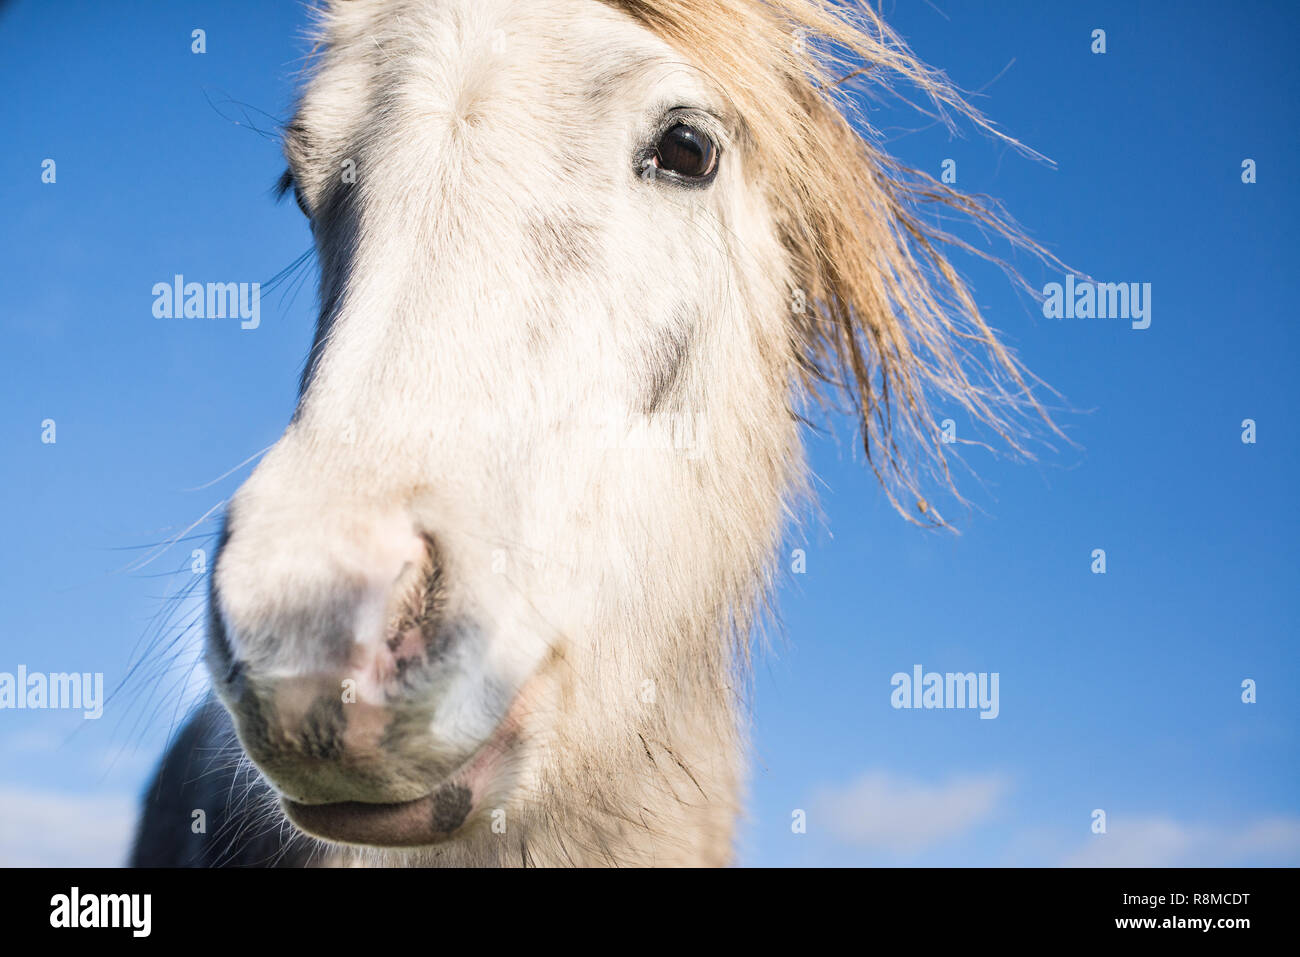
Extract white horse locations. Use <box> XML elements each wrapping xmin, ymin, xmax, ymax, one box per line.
<box><xmin>132</xmin><ymin>0</ymin><xmax>1052</xmax><ymax>867</ymax></box>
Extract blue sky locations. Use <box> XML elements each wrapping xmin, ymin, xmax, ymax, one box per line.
<box><xmin>1</xmin><ymin>0</ymin><xmax>1296</xmax><ymax>866</ymax></box>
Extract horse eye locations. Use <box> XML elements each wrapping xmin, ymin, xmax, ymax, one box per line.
<box><xmin>652</xmin><ymin>123</ymin><xmax>718</xmax><ymax>182</ymax></box>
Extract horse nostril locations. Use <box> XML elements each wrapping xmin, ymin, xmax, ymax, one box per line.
<box><xmin>384</xmin><ymin>533</ymin><xmax>451</xmax><ymax>669</ymax></box>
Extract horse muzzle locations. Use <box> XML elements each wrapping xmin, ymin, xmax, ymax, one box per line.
<box><xmin>205</xmin><ymin>511</ymin><xmax>524</xmax><ymax>846</ymax></box>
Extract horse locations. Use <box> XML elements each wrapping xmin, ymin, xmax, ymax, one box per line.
<box><xmin>131</xmin><ymin>0</ymin><xmax>1054</xmax><ymax>867</ymax></box>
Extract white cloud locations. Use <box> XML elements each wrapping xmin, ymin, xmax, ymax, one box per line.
<box><xmin>812</xmin><ymin>770</ymin><xmax>1009</xmax><ymax>854</ymax></box>
<box><xmin>1066</xmin><ymin>815</ymin><xmax>1300</xmax><ymax>867</ymax></box>
<box><xmin>0</xmin><ymin>787</ymin><xmax>136</xmax><ymax>867</ymax></box>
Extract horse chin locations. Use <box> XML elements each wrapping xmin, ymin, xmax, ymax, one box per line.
<box><xmin>282</xmin><ymin>711</ymin><xmax>521</xmax><ymax>848</ymax></box>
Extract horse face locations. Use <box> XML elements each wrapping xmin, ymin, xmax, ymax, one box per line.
<box><xmin>208</xmin><ymin>0</ymin><xmax>795</xmax><ymax>848</ymax></box>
